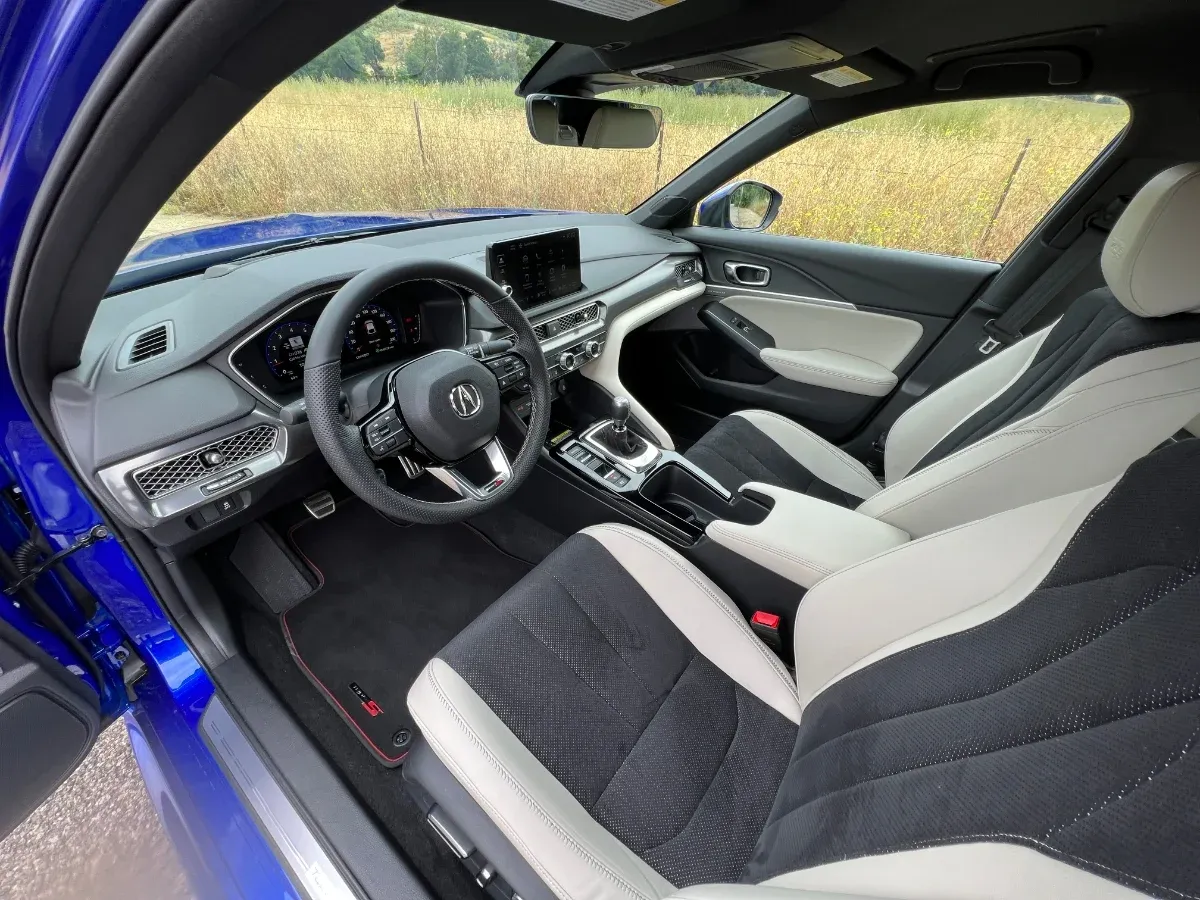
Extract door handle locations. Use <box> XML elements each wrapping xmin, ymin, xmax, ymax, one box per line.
<box><xmin>723</xmin><ymin>262</ymin><xmax>771</xmax><ymax>287</ymax></box>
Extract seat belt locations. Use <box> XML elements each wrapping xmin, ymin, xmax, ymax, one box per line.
<box><xmin>976</xmin><ymin>196</ymin><xmax>1129</xmax><ymax>355</ymax></box>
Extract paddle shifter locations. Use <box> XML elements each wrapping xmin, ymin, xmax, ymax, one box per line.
<box><xmin>610</xmin><ymin>396</ymin><xmax>637</xmax><ymax>457</ymax></box>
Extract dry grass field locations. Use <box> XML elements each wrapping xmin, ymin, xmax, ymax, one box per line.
<box><xmin>163</xmin><ymin>80</ymin><xmax>1128</xmax><ymax>261</ymax></box>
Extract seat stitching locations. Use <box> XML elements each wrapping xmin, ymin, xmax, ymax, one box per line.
<box><xmin>707</xmin><ymin>523</ymin><xmax>833</xmax><ymax>577</ymax></box>
<box><xmin>508</xmin><ymin>610</ymin><xmax>644</xmax><ymax>733</ymax></box>
<box><xmin>546</xmin><ymin>571</ymin><xmax>660</xmax><ymax>702</ymax></box>
<box><xmin>772</xmin><ymin>834</ymin><xmax>1199</xmax><ymax>900</ymax></box>
<box><xmin>591</xmin><ymin>653</ymin><xmax>706</xmax><ymax>817</ymax></box>
<box><xmin>867</xmin><ymin>386</ymin><xmax>1200</xmax><ymax>519</ymax></box>
<box><xmin>1043</xmin><ymin>716</ymin><xmax>1200</xmax><ymax>840</ymax></box>
<box><xmin>589</xmin><ymin>524</ymin><xmax>798</xmax><ymax>703</ymax></box>
<box><xmin>737</xmin><ymin>411</ymin><xmax>880</xmax><ymax>495</ymax></box>
<box><xmin>421</xmin><ymin>665</ymin><xmax>663</xmax><ymax>900</ymax></box>
<box><xmin>639</xmin><ymin>679</ymin><xmax>744</xmax><ymax>855</ymax></box>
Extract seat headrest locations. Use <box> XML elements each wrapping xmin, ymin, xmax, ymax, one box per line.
<box><xmin>1102</xmin><ymin>162</ymin><xmax>1200</xmax><ymax>318</ymax></box>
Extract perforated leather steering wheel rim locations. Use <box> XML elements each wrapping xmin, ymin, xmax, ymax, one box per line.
<box><xmin>304</xmin><ymin>258</ymin><xmax>552</xmax><ymax>524</ymax></box>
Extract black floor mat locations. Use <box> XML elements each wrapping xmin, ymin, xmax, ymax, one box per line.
<box><xmin>283</xmin><ymin>498</ymin><xmax>533</xmax><ymax>766</ymax></box>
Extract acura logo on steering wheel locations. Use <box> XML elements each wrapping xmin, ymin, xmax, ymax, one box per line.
<box><xmin>449</xmin><ymin>381</ymin><xmax>483</xmax><ymax>418</ymax></box>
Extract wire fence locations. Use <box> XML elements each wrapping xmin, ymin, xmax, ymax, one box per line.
<box><xmin>178</xmin><ymin>95</ymin><xmax>1124</xmax><ymax>261</ymax></box>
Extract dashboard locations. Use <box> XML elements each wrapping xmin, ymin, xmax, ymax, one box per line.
<box><xmin>57</xmin><ymin>212</ymin><xmax>702</xmax><ymax>543</ymax></box>
<box><xmin>228</xmin><ymin>279</ymin><xmax>465</xmax><ymax>402</ymax></box>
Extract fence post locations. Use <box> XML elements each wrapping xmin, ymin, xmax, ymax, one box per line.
<box><xmin>653</xmin><ymin>124</ymin><xmax>665</xmax><ymax>190</ymax></box>
<box><xmin>978</xmin><ymin>136</ymin><xmax>1031</xmax><ymax>256</ymax></box>
<box><xmin>413</xmin><ymin>100</ymin><xmax>427</xmax><ymax>168</ymax></box>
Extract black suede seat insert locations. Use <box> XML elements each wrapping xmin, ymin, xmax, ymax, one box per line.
<box><xmin>914</xmin><ymin>287</ymin><xmax>1200</xmax><ymax>471</ymax></box>
<box><xmin>439</xmin><ymin>532</ymin><xmax>798</xmax><ymax>887</ymax></box>
<box><xmin>683</xmin><ymin>413</ymin><xmax>868</xmax><ymax>505</ymax></box>
<box><xmin>744</xmin><ymin>439</ymin><xmax>1200</xmax><ymax>900</ymax></box>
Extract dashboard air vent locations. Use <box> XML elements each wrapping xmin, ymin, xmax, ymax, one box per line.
<box><xmin>133</xmin><ymin>424</ymin><xmax>278</xmax><ymax>499</ymax></box>
<box><xmin>675</xmin><ymin>258</ymin><xmax>704</xmax><ymax>284</ymax></box>
<box><xmin>118</xmin><ymin>322</ymin><xmax>174</xmax><ymax>369</ymax></box>
<box><xmin>533</xmin><ymin>303</ymin><xmax>601</xmax><ymax>342</ymax></box>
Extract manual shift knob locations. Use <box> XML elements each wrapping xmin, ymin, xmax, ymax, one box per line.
<box><xmin>611</xmin><ymin>396</ymin><xmax>632</xmax><ymax>432</ymax></box>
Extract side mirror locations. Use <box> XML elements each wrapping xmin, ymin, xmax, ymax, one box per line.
<box><xmin>698</xmin><ymin>180</ymin><xmax>783</xmax><ymax>231</ymax></box>
<box><xmin>525</xmin><ymin>94</ymin><xmax>661</xmax><ymax>149</ymax></box>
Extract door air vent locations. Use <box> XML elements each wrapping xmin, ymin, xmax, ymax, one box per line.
<box><xmin>118</xmin><ymin>322</ymin><xmax>175</xmax><ymax>369</ymax></box>
<box><xmin>133</xmin><ymin>424</ymin><xmax>278</xmax><ymax>499</ymax></box>
<box><xmin>533</xmin><ymin>303</ymin><xmax>601</xmax><ymax>342</ymax></box>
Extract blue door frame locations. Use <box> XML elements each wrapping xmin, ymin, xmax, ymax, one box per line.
<box><xmin>0</xmin><ymin>1</ymin><xmax>298</xmax><ymax>895</ymax></box>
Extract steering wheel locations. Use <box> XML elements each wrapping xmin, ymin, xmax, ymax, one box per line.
<box><xmin>304</xmin><ymin>258</ymin><xmax>552</xmax><ymax>524</ymax></box>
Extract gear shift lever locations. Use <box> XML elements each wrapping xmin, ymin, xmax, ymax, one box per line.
<box><xmin>610</xmin><ymin>396</ymin><xmax>637</xmax><ymax>456</ymax></box>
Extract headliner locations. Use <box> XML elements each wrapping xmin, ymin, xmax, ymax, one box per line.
<box><xmin>400</xmin><ymin>0</ymin><xmax>1200</xmax><ymax>100</ymax></box>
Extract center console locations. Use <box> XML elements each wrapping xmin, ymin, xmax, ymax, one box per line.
<box><xmin>555</xmin><ymin>395</ymin><xmax>773</xmax><ymax>543</ymax></box>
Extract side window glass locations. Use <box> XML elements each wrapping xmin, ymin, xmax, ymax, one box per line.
<box><xmin>713</xmin><ymin>96</ymin><xmax>1129</xmax><ymax>261</ymax></box>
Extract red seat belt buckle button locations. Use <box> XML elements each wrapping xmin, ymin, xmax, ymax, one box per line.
<box><xmin>750</xmin><ymin>611</ymin><xmax>783</xmax><ymax>652</ymax></box>
<box><xmin>751</xmin><ymin>611</ymin><xmax>780</xmax><ymax>629</ymax></box>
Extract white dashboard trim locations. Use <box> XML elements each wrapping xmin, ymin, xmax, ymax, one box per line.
<box><xmin>580</xmin><ymin>281</ymin><xmax>706</xmax><ymax>450</ymax></box>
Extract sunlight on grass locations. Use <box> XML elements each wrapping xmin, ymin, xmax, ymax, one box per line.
<box><xmin>163</xmin><ymin>81</ymin><xmax>1127</xmax><ymax>262</ymax></box>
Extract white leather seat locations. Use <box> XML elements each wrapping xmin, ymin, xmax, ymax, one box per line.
<box><xmin>408</xmin><ymin>437</ymin><xmax>1200</xmax><ymax>900</ymax></box>
<box><xmin>684</xmin><ymin>162</ymin><xmax>1200</xmax><ymax>535</ymax></box>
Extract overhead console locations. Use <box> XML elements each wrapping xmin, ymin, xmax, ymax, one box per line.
<box><xmin>630</xmin><ymin>36</ymin><xmax>842</xmax><ymax>86</ymax></box>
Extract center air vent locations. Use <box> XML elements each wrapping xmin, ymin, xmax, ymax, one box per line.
<box><xmin>118</xmin><ymin>322</ymin><xmax>175</xmax><ymax>369</ymax></box>
<box><xmin>533</xmin><ymin>303</ymin><xmax>601</xmax><ymax>342</ymax></box>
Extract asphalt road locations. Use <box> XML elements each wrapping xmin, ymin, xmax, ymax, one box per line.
<box><xmin>0</xmin><ymin>722</ymin><xmax>194</xmax><ymax>900</ymax></box>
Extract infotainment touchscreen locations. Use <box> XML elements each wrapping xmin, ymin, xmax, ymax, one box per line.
<box><xmin>486</xmin><ymin>228</ymin><xmax>582</xmax><ymax>309</ymax></box>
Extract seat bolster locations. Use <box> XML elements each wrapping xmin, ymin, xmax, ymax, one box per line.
<box><xmin>757</xmin><ymin>843</ymin><xmax>1148</xmax><ymax>899</ymax></box>
<box><xmin>670</xmin><ymin>886</ymin><xmax>881</xmax><ymax>900</ymax></box>
<box><xmin>858</xmin><ymin>346</ymin><xmax>1200</xmax><ymax>536</ymax></box>
<box><xmin>795</xmin><ymin>483</ymin><xmax>1115</xmax><ymax>709</ymax></box>
<box><xmin>884</xmin><ymin>323</ymin><xmax>1054</xmax><ymax>485</ymax></box>
<box><xmin>583</xmin><ymin>524</ymin><xmax>802</xmax><ymax>724</ymax></box>
<box><xmin>408</xmin><ymin>659</ymin><xmax>675</xmax><ymax>900</ymax></box>
<box><xmin>730</xmin><ymin>410</ymin><xmax>881</xmax><ymax>500</ymax></box>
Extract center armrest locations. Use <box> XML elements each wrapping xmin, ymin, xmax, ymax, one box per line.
<box><xmin>706</xmin><ymin>482</ymin><xmax>909</xmax><ymax>589</ymax></box>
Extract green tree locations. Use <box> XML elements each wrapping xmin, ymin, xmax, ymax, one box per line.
<box><xmin>463</xmin><ymin>30</ymin><xmax>495</xmax><ymax>80</ymax></box>
<box><xmin>521</xmin><ymin>34</ymin><xmax>553</xmax><ymax>70</ymax></box>
<box><xmin>295</xmin><ymin>30</ymin><xmax>384</xmax><ymax>81</ymax></box>
<box><xmin>405</xmin><ymin>27</ymin><xmax>439</xmax><ymax>83</ymax></box>
<box><xmin>437</xmin><ymin>29</ymin><xmax>467</xmax><ymax>82</ymax></box>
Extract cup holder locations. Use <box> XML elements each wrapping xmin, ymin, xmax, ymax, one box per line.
<box><xmin>639</xmin><ymin>463</ymin><xmax>772</xmax><ymax>537</ymax></box>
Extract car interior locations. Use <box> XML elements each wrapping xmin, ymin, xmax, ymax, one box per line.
<box><xmin>8</xmin><ymin>0</ymin><xmax>1200</xmax><ymax>899</ymax></box>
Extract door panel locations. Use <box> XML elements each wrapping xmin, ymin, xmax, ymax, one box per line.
<box><xmin>0</xmin><ymin>619</ymin><xmax>100</xmax><ymax>840</ymax></box>
<box><xmin>620</xmin><ymin>229</ymin><xmax>997</xmax><ymax>445</ymax></box>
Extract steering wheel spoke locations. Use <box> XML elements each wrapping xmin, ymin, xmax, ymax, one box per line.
<box><xmin>427</xmin><ymin>440</ymin><xmax>513</xmax><ymax>500</ymax></box>
<box><xmin>358</xmin><ymin>402</ymin><xmax>412</xmax><ymax>460</ymax></box>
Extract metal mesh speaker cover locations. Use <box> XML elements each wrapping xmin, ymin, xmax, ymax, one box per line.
<box><xmin>133</xmin><ymin>424</ymin><xmax>279</xmax><ymax>499</ymax></box>
<box><xmin>533</xmin><ymin>303</ymin><xmax>600</xmax><ymax>341</ymax></box>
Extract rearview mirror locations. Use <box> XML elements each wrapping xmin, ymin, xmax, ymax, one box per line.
<box><xmin>698</xmin><ymin>180</ymin><xmax>783</xmax><ymax>231</ymax></box>
<box><xmin>526</xmin><ymin>94</ymin><xmax>662</xmax><ymax>149</ymax></box>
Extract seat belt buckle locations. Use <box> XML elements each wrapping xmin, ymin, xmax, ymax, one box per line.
<box><xmin>750</xmin><ymin>611</ymin><xmax>783</xmax><ymax>652</ymax></box>
<box><xmin>978</xmin><ymin>319</ymin><xmax>1020</xmax><ymax>356</ymax></box>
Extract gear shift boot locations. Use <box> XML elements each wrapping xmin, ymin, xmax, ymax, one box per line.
<box><xmin>581</xmin><ymin>395</ymin><xmax>662</xmax><ymax>473</ymax></box>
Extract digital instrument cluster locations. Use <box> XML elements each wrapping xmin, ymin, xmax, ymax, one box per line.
<box><xmin>229</xmin><ymin>280</ymin><xmax>460</xmax><ymax>401</ymax></box>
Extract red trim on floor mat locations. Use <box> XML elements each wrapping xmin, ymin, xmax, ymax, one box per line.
<box><xmin>283</xmin><ymin>513</ymin><xmax>405</xmax><ymax>765</ymax></box>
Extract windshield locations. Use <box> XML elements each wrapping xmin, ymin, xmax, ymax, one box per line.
<box><xmin>130</xmin><ymin>9</ymin><xmax>781</xmax><ymax>265</ymax></box>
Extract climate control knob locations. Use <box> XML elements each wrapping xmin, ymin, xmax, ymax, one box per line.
<box><xmin>584</xmin><ymin>340</ymin><xmax>602</xmax><ymax>359</ymax></box>
<box><xmin>558</xmin><ymin>351</ymin><xmax>579</xmax><ymax>371</ymax></box>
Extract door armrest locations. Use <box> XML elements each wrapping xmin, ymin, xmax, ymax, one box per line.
<box><xmin>706</xmin><ymin>483</ymin><xmax>909</xmax><ymax>589</ymax></box>
<box><xmin>759</xmin><ymin>347</ymin><xmax>898</xmax><ymax>396</ymax></box>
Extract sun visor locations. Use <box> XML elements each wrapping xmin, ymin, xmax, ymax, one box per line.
<box><xmin>758</xmin><ymin>51</ymin><xmax>909</xmax><ymax>99</ymax></box>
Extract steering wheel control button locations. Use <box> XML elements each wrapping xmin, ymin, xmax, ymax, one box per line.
<box><xmin>200</xmin><ymin>468</ymin><xmax>250</xmax><ymax>495</ymax></box>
